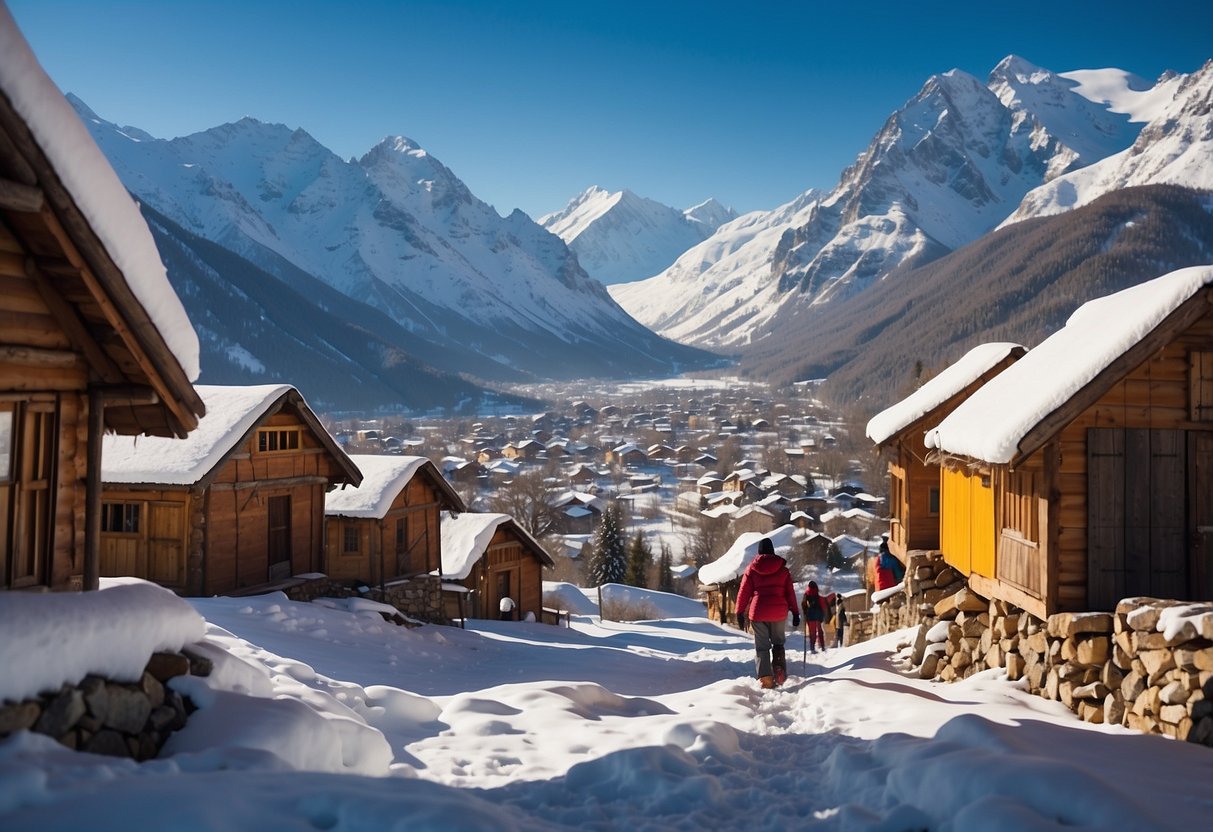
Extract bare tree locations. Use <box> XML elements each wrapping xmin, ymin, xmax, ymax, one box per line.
<box><xmin>682</xmin><ymin>513</ymin><xmax>730</xmax><ymax>568</ymax></box>
<box><xmin>489</xmin><ymin>470</ymin><xmax>560</xmax><ymax>540</ymax></box>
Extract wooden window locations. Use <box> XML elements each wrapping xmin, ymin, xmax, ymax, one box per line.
<box><xmin>395</xmin><ymin>518</ymin><xmax>407</xmax><ymax>554</ymax></box>
<box><xmin>928</xmin><ymin>486</ymin><xmax>940</xmax><ymax>516</ymax></box>
<box><xmin>1002</xmin><ymin>470</ymin><xmax>1039</xmax><ymax>543</ymax></box>
<box><xmin>4</xmin><ymin>402</ymin><xmax>55</xmax><ymax>589</ymax></box>
<box><xmin>102</xmin><ymin>502</ymin><xmax>142</xmax><ymax>534</ymax></box>
<box><xmin>889</xmin><ymin>471</ymin><xmax>905</xmax><ymax>525</ymax></box>
<box><xmin>257</xmin><ymin>428</ymin><xmax>300</xmax><ymax>453</ymax></box>
<box><xmin>0</xmin><ymin>409</ymin><xmax>11</xmax><ymax>483</ymax></box>
<box><xmin>343</xmin><ymin>525</ymin><xmax>359</xmax><ymax>554</ymax></box>
<box><xmin>1190</xmin><ymin>352</ymin><xmax>1213</xmax><ymax>422</ymax></box>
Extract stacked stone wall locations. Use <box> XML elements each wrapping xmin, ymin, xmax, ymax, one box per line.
<box><xmin>865</xmin><ymin>564</ymin><xmax>1213</xmax><ymax>746</ymax></box>
<box><xmin>0</xmin><ymin>648</ymin><xmax>211</xmax><ymax>760</ymax></box>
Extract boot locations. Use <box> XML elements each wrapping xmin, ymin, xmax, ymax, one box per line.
<box><xmin>759</xmin><ymin>675</ymin><xmax>776</xmax><ymax>689</ymax></box>
<box><xmin>772</xmin><ymin>645</ymin><xmax>787</xmax><ymax>686</ymax></box>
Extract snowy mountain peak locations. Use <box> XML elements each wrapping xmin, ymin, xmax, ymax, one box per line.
<box><xmin>684</xmin><ymin>197</ymin><xmax>737</xmax><ymax>229</ymax></box>
<box><xmin>539</xmin><ymin>186</ymin><xmax>737</xmax><ymax>285</ymax></box>
<box><xmin>614</xmin><ymin>55</ymin><xmax>1173</xmax><ymax>353</ymax></box>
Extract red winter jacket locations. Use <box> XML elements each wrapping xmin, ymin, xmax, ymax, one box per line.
<box><xmin>735</xmin><ymin>554</ymin><xmax>798</xmax><ymax>622</ymax></box>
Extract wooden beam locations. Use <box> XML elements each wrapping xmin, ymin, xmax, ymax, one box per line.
<box><xmin>0</xmin><ymin>344</ymin><xmax>81</xmax><ymax>368</ymax></box>
<box><xmin>0</xmin><ymin>177</ymin><xmax>44</xmax><ymax>212</ymax></box>
<box><xmin>25</xmin><ymin>256</ymin><xmax>126</xmax><ymax>383</ymax></box>
<box><xmin>208</xmin><ymin>475</ymin><xmax>333</xmax><ymax>492</ymax></box>
<box><xmin>85</xmin><ymin>387</ymin><xmax>104</xmax><ymax>591</ymax></box>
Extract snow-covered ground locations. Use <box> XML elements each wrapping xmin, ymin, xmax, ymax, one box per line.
<box><xmin>3</xmin><ymin>579</ymin><xmax>1211</xmax><ymax>831</ymax></box>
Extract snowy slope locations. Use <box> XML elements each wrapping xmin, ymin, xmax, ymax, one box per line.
<box><xmin>69</xmin><ymin>99</ymin><xmax>712</xmax><ymax>382</ymax></box>
<box><xmin>1004</xmin><ymin>60</ymin><xmax>1212</xmax><ymax>223</ymax></box>
<box><xmin>539</xmin><ymin>186</ymin><xmax>736</xmax><ymax>285</ymax></box>
<box><xmin>613</xmin><ymin>55</ymin><xmax>1166</xmax><ymax>351</ymax></box>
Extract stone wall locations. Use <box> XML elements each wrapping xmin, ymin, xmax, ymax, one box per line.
<box><xmin>371</xmin><ymin>574</ymin><xmax>445</xmax><ymax>624</ymax></box>
<box><xmin>0</xmin><ymin>648</ymin><xmax>211</xmax><ymax>760</ymax></box>
<box><xmin>865</xmin><ymin>564</ymin><xmax>1213</xmax><ymax>747</ymax></box>
<box><xmin>279</xmin><ymin>574</ymin><xmax>445</xmax><ymax>625</ymax></box>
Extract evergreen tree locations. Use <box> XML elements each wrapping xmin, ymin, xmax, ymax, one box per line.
<box><xmin>657</xmin><ymin>543</ymin><xmax>675</xmax><ymax>593</ymax></box>
<box><xmin>625</xmin><ymin>531</ymin><xmax>651</xmax><ymax>588</ymax></box>
<box><xmin>588</xmin><ymin>501</ymin><xmax>627</xmax><ymax>586</ymax></box>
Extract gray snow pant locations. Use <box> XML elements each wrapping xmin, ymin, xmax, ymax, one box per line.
<box><xmin>750</xmin><ymin>619</ymin><xmax>787</xmax><ymax>678</ymax></box>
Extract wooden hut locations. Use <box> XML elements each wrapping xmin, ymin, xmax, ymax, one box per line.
<box><xmin>866</xmin><ymin>343</ymin><xmax>1025</xmax><ymax>560</ymax></box>
<box><xmin>440</xmin><ymin>512</ymin><xmax>554</xmax><ymax>621</ymax></box>
<box><xmin>100</xmin><ymin>384</ymin><xmax>361</xmax><ymax>596</ymax></box>
<box><xmin>324</xmin><ymin>454</ymin><xmax>464</xmax><ymax>588</ymax></box>
<box><xmin>925</xmin><ymin>268</ymin><xmax>1213</xmax><ymax>618</ymax></box>
<box><xmin>0</xmin><ymin>18</ymin><xmax>205</xmax><ymax>592</ymax></box>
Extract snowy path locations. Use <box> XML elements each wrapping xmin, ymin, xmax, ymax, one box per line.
<box><xmin>3</xmin><ymin>591</ymin><xmax>1213</xmax><ymax>830</ymax></box>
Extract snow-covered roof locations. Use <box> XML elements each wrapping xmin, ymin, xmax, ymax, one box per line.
<box><xmin>0</xmin><ymin>9</ymin><xmax>200</xmax><ymax>380</ymax></box>
<box><xmin>103</xmin><ymin>385</ymin><xmax>295</xmax><ymax>485</ymax></box>
<box><xmin>698</xmin><ymin>523</ymin><xmax>799</xmax><ymax>585</ymax></box>
<box><xmin>325</xmin><ymin>455</ymin><xmax>431</xmax><ymax>519</ymax></box>
<box><xmin>440</xmin><ymin>512</ymin><xmax>552</xmax><ymax>580</ymax></box>
<box><xmin>441</xmin><ymin>513</ymin><xmax>513</xmax><ymax>580</ymax></box>
<box><xmin>926</xmin><ymin>267</ymin><xmax>1213</xmax><ymax>463</ymax></box>
<box><xmin>866</xmin><ymin>343</ymin><xmax>1024</xmax><ymax>445</ymax></box>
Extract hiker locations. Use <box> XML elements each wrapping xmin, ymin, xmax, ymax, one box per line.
<box><xmin>801</xmin><ymin>580</ymin><xmax>827</xmax><ymax>653</ymax></box>
<box><xmin>735</xmin><ymin>537</ymin><xmax>799</xmax><ymax>688</ymax></box>
<box><xmin>875</xmin><ymin>533</ymin><xmax>904</xmax><ymax>590</ymax></box>
<box><xmin>831</xmin><ymin>591</ymin><xmax>848</xmax><ymax>648</ymax></box>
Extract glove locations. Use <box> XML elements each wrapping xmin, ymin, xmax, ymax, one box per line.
<box><xmin>792</xmin><ymin>613</ymin><xmax>801</xmax><ymax>629</ymax></box>
<box><xmin>737</xmin><ymin>613</ymin><xmax>747</xmax><ymax>631</ymax></box>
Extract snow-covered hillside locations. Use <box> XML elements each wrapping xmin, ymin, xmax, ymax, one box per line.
<box><xmin>612</xmin><ymin>55</ymin><xmax>1175</xmax><ymax>352</ymax></box>
<box><xmin>1004</xmin><ymin>60</ymin><xmax>1213</xmax><ymax>223</ymax></box>
<box><xmin>540</xmin><ymin>186</ymin><xmax>736</xmax><ymax>285</ymax></box>
<box><xmin>70</xmin><ymin>99</ymin><xmax>713</xmax><ymax>382</ymax></box>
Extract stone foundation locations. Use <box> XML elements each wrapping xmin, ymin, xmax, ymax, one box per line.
<box><xmin>0</xmin><ymin>648</ymin><xmax>211</xmax><ymax>761</ymax></box>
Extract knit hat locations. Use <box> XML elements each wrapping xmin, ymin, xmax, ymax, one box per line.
<box><xmin>757</xmin><ymin>537</ymin><xmax>775</xmax><ymax>556</ymax></box>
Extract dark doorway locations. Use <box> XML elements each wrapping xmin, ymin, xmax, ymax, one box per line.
<box><xmin>267</xmin><ymin>495</ymin><xmax>292</xmax><ymax>581</ymax></box>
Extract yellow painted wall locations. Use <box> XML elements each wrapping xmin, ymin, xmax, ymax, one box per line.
<box><xmin>940</xmin><ymin>468</ymin><xmax>995</xmax><ymax>578</ymax></box>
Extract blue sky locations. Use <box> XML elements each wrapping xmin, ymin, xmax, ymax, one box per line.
<box><xmin>9</xmin><ymin>1</ymin><xmax>1212</xmax><ymax>219</ymax></box>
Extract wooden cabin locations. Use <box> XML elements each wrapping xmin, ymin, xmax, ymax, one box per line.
<box><xmin>101</xmin><ymin>385</ymin><xmax>361</xmax><ymax>596</ymax></box>
<box><xmin>0</xmin><ymin>25</ymin><xmax>205</xmax><ymax>592</ymax></box>
<box><xmin>440</xmin><ymin>512</ymin><xmax>554</xmax><ymax>621</ymax></box>
<box><xmin>324</xmin><ymin>454</ymin><xmax>464</xmax><ymax>588</ymax></box>
<box><xmin>866</xmin><ymin>344</ymin><xmax>1025</xmax><ymax>560</ymax></box>
<box><xmin>924</xmin><ymin>269</ymin><xmax>1213</xmax><ymax>619</ymax></box>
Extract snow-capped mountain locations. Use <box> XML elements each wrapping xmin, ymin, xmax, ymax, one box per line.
<box><xmin>612</xmin><ymin>55</ymin><xmax>1161</xmax><ymax>351</ymax></box>
<box><xmin>539</xmin><ymin>186</ymin><xmax>736</xmax><ymax>285</ymax></box>
<box><xmin>70</xmin><ymin>98</ymin><xmax>714</xmax><ymax>383</ymax></box>
<box><xmin>1004</xmin><ymin>59</ymin><xmax>1213</xmax><ymax>223</ymax></box>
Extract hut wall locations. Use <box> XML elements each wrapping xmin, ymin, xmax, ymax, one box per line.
<box><xmin>1044</xmin><ymin>314</ymin><xmax>1213</xmax><ymax>611</ymax></box>
<box><xmin>0</xmin><ymin>224</ymin><xmax>91</xmax><ymax>590</ymax></box>
<box><xmin>98</xmin><ymin>486</ymin><xmax>191</xmax><ymax>591</ymax></box>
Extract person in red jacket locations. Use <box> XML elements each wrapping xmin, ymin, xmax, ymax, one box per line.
<box><xmin>735</xmin><ymin>537</ymin><xmax>799</xmax><ymax>688</ymax></box>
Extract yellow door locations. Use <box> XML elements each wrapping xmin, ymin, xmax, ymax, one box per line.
<box><xmin>941</xmin><ymin>468</ymin><xmax>971</xmax><ymax>574</ymax></box>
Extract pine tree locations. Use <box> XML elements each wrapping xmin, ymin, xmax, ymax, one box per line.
<box><xmin>657</xmin><ymin>543</ymin><xmax>675</xmax><ymax>593</ymax></box>
<box><xmin>625</xmin><ymin>531</ymin><xmax>651</xmax><ymax>588</ymax></box>
<box><xmin>588</xmin><ymin>501</ymin><xmax>627</xmax><ymax>586</ymax></box>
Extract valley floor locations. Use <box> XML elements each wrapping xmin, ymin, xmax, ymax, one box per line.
<box><xmin>2</xmin><ymin>584</ymin><xmax>1211</xmax><ymax>831</ymax></box>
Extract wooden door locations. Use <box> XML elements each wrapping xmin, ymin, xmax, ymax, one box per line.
<box><xmin>1088</xmin><ymin>428</ymin><xmax>1189</xmax><ymax>609</ymax></box>
<box><xmin>147</xmin><ymin>501</ymin><xmax>186</xmax><ymax>587</ymax></box>
<box><xmin>267</xmin><ymin>495</ymin><xmax>292</xmax><ymax>580</ymax></box>
<box><xmin>0</xmin><ymin>406</ymin><xmax>12</xmax><ymax>587</ymax></box>
<box><xmin>1191</xmin><ymin>432</ymin><xmax>1213</xmax><ymax>599</ymax></box>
